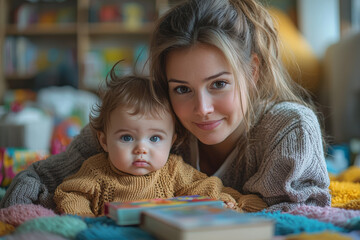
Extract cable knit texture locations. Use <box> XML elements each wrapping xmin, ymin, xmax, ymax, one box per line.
<box><xmin>54</xmin><ymin>153</ymin><xmax>266</xmax><ymax>216</ymax></box>
<box><xmin>0</xmin><ymin>102</ymin><xmax>330</xmax><ymax>212</ymax></box>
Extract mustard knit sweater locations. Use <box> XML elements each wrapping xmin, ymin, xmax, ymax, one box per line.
<box><xmin>53</xmin><ymin>153</ymin><xmax>267</xmax><ymax>216</ymax></box>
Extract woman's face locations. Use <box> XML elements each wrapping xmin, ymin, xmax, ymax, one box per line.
<box><xmin>166</xmin><ymin>43</ymin><xmax>247</xmax><ymax>145</ymax></box>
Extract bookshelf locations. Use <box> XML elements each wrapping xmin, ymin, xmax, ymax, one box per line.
<box><xmin>0</xmin><ymin>0</ymin><xmax>179</xmax><ymax>100</ymax></box>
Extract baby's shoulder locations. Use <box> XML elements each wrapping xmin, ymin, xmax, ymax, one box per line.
<box><xmin>164</xmin><ymin>154</ymin><xmax>186</xmax><ymax>168</ymax></box>
<box><xmin>162</xmin><ymin>154</ymin><xmax>194</xmax><ymax>173</ymax></box>
<box><xmin>80</xmin><ymin>153</ymin><xmax>110</xmax><ymax>174</ymax></box>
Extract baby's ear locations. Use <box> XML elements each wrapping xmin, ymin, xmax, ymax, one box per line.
<box><xmin>97</xmin><ymin>131</ymin><xmax>108</xmax><ymax>152</ymax></box>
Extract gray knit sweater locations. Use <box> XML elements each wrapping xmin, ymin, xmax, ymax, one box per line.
<box><xmin>0</xmin><ymin>102</ymin><xmax>331</xmax><ymax>211</ymax></box>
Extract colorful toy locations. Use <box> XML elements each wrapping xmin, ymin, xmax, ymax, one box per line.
<box><xmin>0</xmin><ymin>148</ymin><xmax>48</xmax><ymax>187</ymax></box>
<box><xmin>50</xmin><ymin>117</ymin><xmax>82</xmax><ymax>155</ymax></box>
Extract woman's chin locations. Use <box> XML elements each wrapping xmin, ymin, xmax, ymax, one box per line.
<box><xmin>196</xmin><ymin>134</ymin><xmax>227</xmax><ymax>146</ymax></box>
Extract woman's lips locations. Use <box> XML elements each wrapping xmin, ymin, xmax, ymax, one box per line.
<box><xmin>195</xmin><ymin>120</ymin><xmax>222</xmax><ymax>130</ymax></box>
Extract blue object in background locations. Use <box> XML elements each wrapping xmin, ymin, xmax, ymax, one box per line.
<box><xmin>326</xmin><ymin>144</ymin><xmax>351</xmax><ymax>175</ymax></box>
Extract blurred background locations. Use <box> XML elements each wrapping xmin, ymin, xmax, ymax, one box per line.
<box><xmin>0</xmin><ymin>0</ymin><xmax>359</xmax><ymax>185</ymax></box>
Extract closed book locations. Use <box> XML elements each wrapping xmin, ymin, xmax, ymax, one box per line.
<box><xmin>105</xmin><ymin>195</ymin><xmax>224</xmax><ymax>226</ymax></box>
<box><xmin>140</xmin><ymin>205</ymin><xmax>274</xmax><ymax>240</ymax></box>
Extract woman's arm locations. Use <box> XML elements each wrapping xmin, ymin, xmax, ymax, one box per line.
<box><xmin>0</xmin><ymin>124</ymin><xmax>100</xmax><ymax>209</ymax></box>
<box><xmin>243</xmin><ymin>105</ymin><xmax>331</xmax><ymax>212</ymax></box>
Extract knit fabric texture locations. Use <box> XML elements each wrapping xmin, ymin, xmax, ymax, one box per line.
<box><xmin>54</xmin><ymin>153</ymin><xmax>267</xmax><ymax>216</ymax></box>
<box><xmin>0</xmin><ymin>221</ymin><xmax>15</xmax><ymax>237</ymax></box>
<box><xmin>329</xmin><ymin>181</ymin><xmax>360</xmax><ymax>210</ymax></box>
<box><xmin>5</xmin><ymin>232</ymin><xmax>68</xmax><ymax>240</ymax></box>
<box><xmin>14</xmin><ymin>215</ymin><xmax>87</xmax><ymax>239</ymax></box>
<box><xmin>0</xmin><ymin>204</ymin><xmax>56</xmax><ymax>226</ymax></box>
<box><xmin>249</xmin><ymin>211</ymin><xmax>345</xmax><ymax>236</ymax></box>
<box><xmin>288</xmin><ymin>205</ymin><xmax>360</xmax><ymax>228</ymax></box>
<box><xmin>0</xmin><ymin>102</ymin><xmax>330</xmax><ymax>212</ymax></box>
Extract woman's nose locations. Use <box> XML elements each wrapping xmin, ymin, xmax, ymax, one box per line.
<box><xmin>194</xmin><ymin>92</ymin><xmax>214</xmax><ymax>116</ymax></box>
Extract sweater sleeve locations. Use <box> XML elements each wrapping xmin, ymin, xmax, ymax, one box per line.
<box><xmin>243</xmin><ymin>106</ymin><xmax>331</xmax><ymax>212</ymax></box>
<box><xmin>0</xmin><ymin>124</ymin><xmax>100</xmax><ymax>209</ymax></box>
<box><xmin>53</xmin><ymin>157</ymin><xmax>102</xmax><ymax>217</ymax></box>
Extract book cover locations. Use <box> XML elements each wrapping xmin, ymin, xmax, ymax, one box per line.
<box><xmin>105</xmin><ymin>195</ymin><xmax>224</xmax><ymax>226</ymax></box>
<box><xmin>140</xmin><ymin>205</ymin><xmax>274</xmax><ymax>240</ymax></box>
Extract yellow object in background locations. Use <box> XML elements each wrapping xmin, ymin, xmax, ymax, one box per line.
<box><xmin>103</xmin><ymin>47</ymin><xmax>133</xmax><ymax>75</ymax></box>
<box><xmin>123</xmin><ymin>3</ymin><xmax>144</xmax><ymax>30</ymax></box>
<box><xmin>329</xmin><ymin>180</ymin><xmax>360</xmax><ymax>210</ymax></box>
<box><xmin>0</xmin><ymin>221</ymin><xmax>15</xmax><ymax>237</ymax></box>
<box><xmin>286</xmin><ymin>231</ymin><xmax>352</xmax><ymax>240</ymax></box>
<box><xmin>335</xmin><ymin>166</ymin><xmax>360</xmax><ymax>183</ymax></box>
<box><xmin>268</xmin><ymin>8</ymin><xmax>321</xmax><ymax>94</ymax></box>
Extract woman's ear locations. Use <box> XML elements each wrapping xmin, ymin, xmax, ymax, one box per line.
<box><xmin>97</xmin><ymin>131</ymin><xmax>108</xmax><ymax>152</ymax></box>
<box><xmin>251</xmin><ymin>53</ymin><xmax>260</xmax><ymax>83</ymax></box>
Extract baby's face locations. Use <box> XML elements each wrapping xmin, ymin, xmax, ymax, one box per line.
<box><xmin>98</xmin><ymin>106</ymin><xmax>175</xmax><ymax>176</ymax></box>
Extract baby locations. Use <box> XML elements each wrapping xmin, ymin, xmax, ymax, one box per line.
<box><xmin>53</xmin><ymin>64</ymin><xmax>267</xmax><ymax>216</ymax></box>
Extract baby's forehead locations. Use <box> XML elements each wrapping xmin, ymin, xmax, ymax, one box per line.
<box><xmin>122</xmin><ymin>106</ymin><xmax>174</xmax><ymax>121</ymax></box>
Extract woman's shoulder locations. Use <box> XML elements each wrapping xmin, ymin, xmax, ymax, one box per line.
<box><xmin>252</xmin><ymin>101</ymin><xmax>321</xmax><ymax>138</ymax></box>
<box><xmin>261</xmin><ymin>101</ymin><xmax>319</xmax><ymax>126</ymax></box>
<box><xmin>266</xmin><ymin>101</ymin><xmax>316</xmax><ymax>119</ymax></box>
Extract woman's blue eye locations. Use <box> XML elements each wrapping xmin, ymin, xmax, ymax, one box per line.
<box><xmin>212</xmin><ymin>81</ymin><xmax>227</xmax><ymax>89</ymax></box>
<box><xmin>150</xmin><ymin>136</ymin><xmax>160</xmax><ymax>142</ymax></box>
<box><xmin>121</xmin><ymin>135</ymin><xmax>133</xmax><ymax>142</ymax></box>
<box><xmin>174</xmin><ymin>86</ymin><xmax>190</xmax><ymax>94</ymax></box>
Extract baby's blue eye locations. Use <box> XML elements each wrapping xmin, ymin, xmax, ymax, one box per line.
<box><xmin>121</xmin><ymin>135</ymin><xmax>133</xmax><ymax>142</ymax></box>
<box><xmin>150</xmin><ymin>136</ymin><xmax>160</xmax><ymax>142</ymax></box>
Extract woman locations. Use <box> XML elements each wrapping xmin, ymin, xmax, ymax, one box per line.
<box><xmin>0</xmin><ymin>0</ymin><xmax>330</xmax><ymax>211</ymax></box>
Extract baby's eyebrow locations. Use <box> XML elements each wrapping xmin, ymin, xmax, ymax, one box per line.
<box><xmin>114</xmin><ymin>129</ymin><xmax>131</xmax><ymax>135</ymax></box>
<box><xmin>149</xmin><ymin>129</ymin><xmax>168</xmax><ymax>136</ymax></box>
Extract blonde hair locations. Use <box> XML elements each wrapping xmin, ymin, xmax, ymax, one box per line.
<box><xmin>149</xmin><ymin>0</ymin><xmax>312</xmax><ymax>132</ymax></box>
